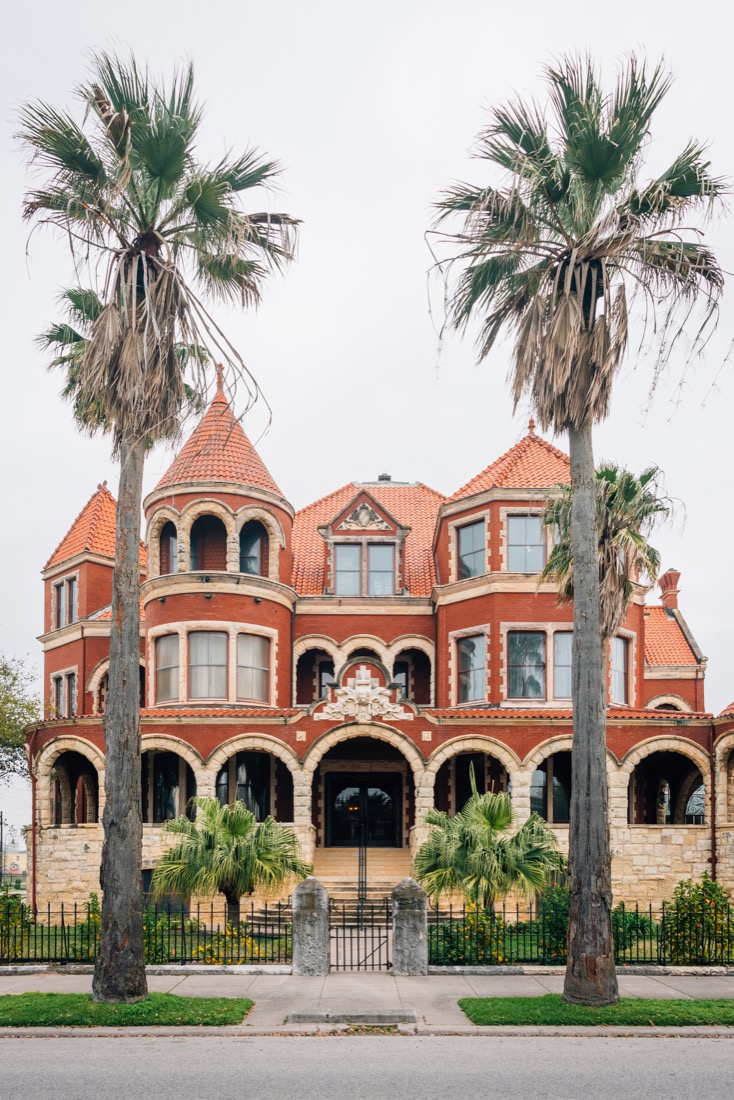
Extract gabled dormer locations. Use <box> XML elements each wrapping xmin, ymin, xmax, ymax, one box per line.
<box><xmin>318</xmin><ymin>485</ymin><xmax>411</xmax><ymax>597</ymax></box>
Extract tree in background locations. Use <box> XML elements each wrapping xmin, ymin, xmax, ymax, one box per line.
<box><xmin>0</xmin><ymin>656</ymin><xmax>39</xmax><ymax>782</ymax></box>
<box><xmin>433</xmin><ymin>55</ymin><xmax>724</xmax><ymax>1003</ymax></box>
<box><xmin>542</xmin><ymin>463</ymin><xmax>670</xmax><ymax>641</ymax></box>
<box><xmin>19</xmin><ymin>53</ymin><xmax>298</xmax><ymax>1002</ymax></box>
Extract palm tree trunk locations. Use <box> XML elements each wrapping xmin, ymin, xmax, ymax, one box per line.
<box><xmin>563</xmin><ymin>420</ymin><xmax>618</xmax><ymax>1005</ymax></box>
<box><xmin>92</xmin><ymin>432</ymin><xmax>148</xmax><ymax>1003</ymax></box>
<box><xmin>224</xmin><ymin>891</ymin><xmax>241</xmax><ymax>926</ymax></box>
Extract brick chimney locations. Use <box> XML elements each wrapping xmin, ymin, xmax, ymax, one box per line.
<box><xmin>659</xmin><ymin>568</ymin><xmax>681</xmax><ymax>610</ymax></box>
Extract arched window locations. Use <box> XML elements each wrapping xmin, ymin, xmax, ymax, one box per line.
<box><xmin>393</xmin><ymin>648</ymin><xmax>431</xmax><ymax>704</ymax></box>
<box><xmin>434</xmin><ymin>751</ymin><xmax>508</xmax><ymax>815</ymax></box>
<box><xmin>627</xmin><ymin>751</ymin><xmax>705</xmax><ymax>825</ymax></box>
<box><xmin>296</xmin><ymin>648</ymin><xmax>334</xmax><ymax>704</ymax></box>
<box><xmin>190</xmin><ymin>515</ymin><xmax>227</xmax><ymax>571</ymax></box>
<box><xmin>141</xmin><ymin>750</ymin><xmax>196</xmax><ymax>823</ymax></box>
<box><xmin>215</xmin><ymin>751</ymin><xmax>294</xmax><ymax>821</ymax></box>
<box><xmin>51</xmin><ymin>751</ymin><xmax>99</xmax><ymax>825</ymax></box>
<box><xmin>239</xmin><ymin>520</ymin><xmax>269</xmax><ymax>576</ymax></box>
<box><xmin>159</xmin><ymin>521</ymin><xmax>178</xmax><ymax>575</ymax></box>
<box><xmin>530</xmin><ymin>752</ymin><xmax>572</xmax><ymax>824</ymax></box>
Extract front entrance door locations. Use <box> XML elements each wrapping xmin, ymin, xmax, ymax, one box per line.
<box><xmin>326</xmin><ymin>774</ymin><xmax>401</xmax><ymax>847</ymax></box>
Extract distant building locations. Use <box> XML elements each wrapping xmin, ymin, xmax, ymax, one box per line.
<box><xmin>27</xmin><ymin>382</ymin><xmax>734</xmax><ymax>908</ymax></box>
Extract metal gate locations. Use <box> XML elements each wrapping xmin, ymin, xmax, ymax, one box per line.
<box><xmin>329</xmin><ymin>898</ymin><xmax>392</xmax><ymax>971</ymax></box>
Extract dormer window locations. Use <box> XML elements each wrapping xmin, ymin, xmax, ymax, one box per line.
<box><xmin>239</xmin><ymin>521</ymin><xmax>268</xmax><ymax>576</ymax></box>
<box><xmin>334</xmin><ymin>542</ymin><xmax>395</xmax><ymax>596</ymax></box>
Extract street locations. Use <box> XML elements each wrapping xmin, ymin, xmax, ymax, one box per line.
<box><xmin>1</xmin><ymin>1035</ymin><xmax>731</xmax><ymax>1100</ymax></box>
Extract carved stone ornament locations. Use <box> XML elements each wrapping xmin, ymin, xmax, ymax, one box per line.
<box><xmin>316</xmin><ymin>665</ymin><xmax>413</xmax><ymax>722</ymax></box>
<box><xmin>337</xmin><ymin>503</ymin><xmax>390</xmax><ymax>531</ymax></box>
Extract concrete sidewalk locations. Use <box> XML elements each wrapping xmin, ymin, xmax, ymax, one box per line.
<box><xmin>2</xmin><ymin>969</ymin><xmax>734</xmax><ymax>1033</ymax></box>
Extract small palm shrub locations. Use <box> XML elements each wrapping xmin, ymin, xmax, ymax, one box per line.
<box><xmin>661</xmin><ymin>874</ymin><xmax>734</xmax><ymax>964</ymax></box>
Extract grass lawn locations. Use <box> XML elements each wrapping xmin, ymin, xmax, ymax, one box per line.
<box><xmin>0</xmin><ymin>992</ymin><xmax>253</xmax><ymax>1027</ymax></box>
<box><xmin>459</xmin><ymin>995</ymin><xmax>734</xmax><ymax>1027</ymax></box>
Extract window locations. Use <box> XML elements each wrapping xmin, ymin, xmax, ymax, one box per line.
<box><xmin>507</xmin><ymin>515</ymin><xmax>545</xmax><ymax>572</ymax></box>
<box><xmin>553</xmin><ymin>632</ymin><xmax>573</xmax><ymax>699</ymax></box>
<box><xmin>188</xmin><ymin>632</ymin><xmax>227</xmax><ymax>700</ymax></box>
<box><xmin>530</xmin><ymin>753</ymin><xmax>572</xmax><ymax>823</ymax></box>
<box><xmin>216</xmin><ymin>751</ymin><xmax>271</xmax><ymax>820</ymax></box>
<box><xmin>611</xmin><ymin>636</ymin><xmax>629</xmax><ymax>705</ymax></box>
<box><xmin>318</xmin><ymin>660</ymin><xmax>335</xmax><ymax>698</ymax></box>
<box><xmin>457</xmin><ymin>521</ymin><xmax>485</xmax><ymax>579</ymax></box>
<box><xmin>159</xmin><ymin>522</ymin><xmax>178</xmax><ymax>575</ymax></box>
<box><xmin>334</xmin><ymin>544</ymin><xmax>361</xmax><ymax>595</ymax></box>
<box><xmin>508</xmin><ymin>632</ymin><xmax>546</xmax><ymax>698</ymax></box>
<box><xmin>155</xmin><ymin>635</ymin><xmax>180</xmax><ymax>703</ymax></box>
<box><xmin>237</xmin><ymin>634</ymin><xmax>270</xmax><ymax>702</ymax></box>
<box><xmin>52</xmin><ymin>672</ymin><xmax>76</xmax><ymax>718</ymax></box>
<box><xmin>368</xmin><ymin>544</ymin><xmax>394</xmax><ymax>595</ymax></box>
<box><xmin>457</xmin><ymin>635</ymin><xmax>486</xmax><ymax>703</ymax></box>
<box><xmin>54</xmin><ymin>576</ymin><xmax>77</xmax><ymax>629</ymax></box>
<box><xmin>334</xmin><ymin>542</ymin><xmax>395</xmax><ymax>596</ymax></box>
<box><xmin>393</xmin><ymin>660</ymin><xmax>409</xmax><ymax>697</ymax></box>
<box><xmin>240</xmin><ymin>521</ymin><xmax>267</xmax><ymax>576</ymax></box>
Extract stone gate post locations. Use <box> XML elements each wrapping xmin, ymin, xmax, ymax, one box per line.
<box><xmin>392</xmin><ymin>877</ymin><xmax>428</xmax><ymax>976</ymax></box>
<box><xmin>292</xmin><ymin>877</ymin><xmax>330</xmax><ymax>976</ymax></box>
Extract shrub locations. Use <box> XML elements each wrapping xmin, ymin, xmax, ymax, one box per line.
<box><xmin>429</xmin><ymin>904</ymin><xmax>506</xmax><ymax>965</ymax></box>
<box><xmin>143</xmin><ymin>906</ymin><xmax>201</xmax><ymax>964</ymax></box>
<box><xmin>65</xmin><ymin>892</ymin><xmax>101</xmax><ymax>960</ymax></box>
<box><xmin>661</xmin><ymin>874</ymin><xmax>734</xmax><ymax>965</ymax></box>
<box><xmin>536</xmin><ymin>882</ymin><xmax>569</xmax><ymax>962</ymax></box>
<box><xmin>192</xmin><ymin>922</ymin><xmax>262</xmax><ymax>965</ymax></box>
<box><xmin>0</xmin><ymin>891</ymin><xmax>32</xmax><ymax>960</ymax></box>
<box><xmin>611</xmin><ymin>902</ymin><xmax>655</xmax><ymax>953</ymax></box>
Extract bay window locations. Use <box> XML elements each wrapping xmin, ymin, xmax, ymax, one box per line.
<box><xmin>237</xmin><ymin>634</ymin><xmax>270</xmax><ymax>702</ymax></box>
<box><xmin>458</xmin><ymin>634</ymin><xmax>486</xmax><ymax>703</ymax></box>
<box><xmin>188</xmin><ymin>631</ymin><xmax>227</xmax><ymax>700</ymax></box>
<box><xmin>155</xmin><ymin>635</ymin><xmax>180</xmax><ymax>703</ymax></box>
<box><xmin>508</xmin><ymin>632</ymin><xmax>546</xmax><ymax>698</ymax></box>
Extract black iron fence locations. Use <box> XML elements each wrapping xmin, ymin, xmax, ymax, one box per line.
<box><xmin>428</xmin><ymin>900</ymin><xmax>734</xmax><ymax>967</ymax></box>
<box><xmin>0</xmin><ymin>897</ymin><xmax>292</xmax><ymax>965</ymax></box>
<box><xmin>329</xmin><ymin>898</ymin><xmax>391</xmax><ymax>971</ymax></box>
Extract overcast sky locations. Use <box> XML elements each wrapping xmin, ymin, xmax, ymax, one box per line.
<box><xmin>1</xmin><ymin>0</ymin><xmax>732</xmax><ymax>836</ymax></box>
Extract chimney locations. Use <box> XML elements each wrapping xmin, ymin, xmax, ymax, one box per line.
<box><xmin>378</xmin><ymin>473</ymin><xmax>391</xmax><ymax>482</ymax></box>
<box><xmin>659</xmin><ymin>568</ymin><xmax>681</xmax><ymax>611</ymax></box>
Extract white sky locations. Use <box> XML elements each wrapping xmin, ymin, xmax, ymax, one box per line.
<box><xmin>1</xmin><ymin>0</ymin><xmax>732</xmax><ymax>836</ymax></box>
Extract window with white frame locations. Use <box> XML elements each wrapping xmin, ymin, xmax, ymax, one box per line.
<box><xmin>611</xmin><ymin>636</ymin><xmax>629</xmax><ymax>705</ymax></box>
<box><xmin>457</xmin><ymin>520</ymin><xmax>485</xmax><ymax>579</ymax></box>
<box><xmin>54</xmin><ymin>576</ymin><xmax>78</xmax><ymax>629</ymax></box>
<box><xmin>553</xmin><ymin>632</ymin><xmax>573</xmax><ymax>699</ymax></box>
<box><xmin>508</xmin><ymin>632</ymin><xmax>546</xmax><ymax>698</ymax></box>
<box><xmin>51</xmin><ymin>672</ymin><xmax>77</xmax><ymax>718</ymax></box>
<box><xmin>334</xmin><ymin>542</ymin><xmax>395</xmax><ymax>596</ymax></box>
<box><xmin>237</xmin><ymin>634</ymin><xmax>270</xmax><ymax>702</ymax></box>
<box><xmin>155</xmin><ymin>635</ymin><xmax>180</xmax><ymax>703</ymax></box>
<box><xmin>506</xmin><ymin>515</ymin><xmax>545</xmax><ymax>572</ymax></box>
<box><xmin>188</xmin><ymin>632</ymin><xmax>228</xmax><ymax>700</ymax></box>
<box><xmin>457</xmin><ymin>635</ymin><xmax>486</xmax><ymax>703</ymax></box>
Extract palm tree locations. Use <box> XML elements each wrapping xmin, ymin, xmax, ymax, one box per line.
<box><xmin>542</xmin><ymin>463</ymin><xmax>670</xmax><ymax>642</ymax></box>
<box><xmin>152</xmin><ymin>798</ymin><xmax>312</xmax><ymax>925</ymax></box>
<box><xmin>414</xmin><ymin>772</ymin><xmax>564</xmax><ymax>911</ymax></box>
<box><xmin>433</xmin><ymin>56</ymin><xmax>724</xmax><ymax>1004</ymax></box>
<box><xmin>19</xmin><ymin>54</ymin><xmax>298</xmax><ymax>1002</ymax></box>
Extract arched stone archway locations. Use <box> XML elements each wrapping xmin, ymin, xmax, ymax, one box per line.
<box><xmin>418</xmin><ymin>735</ymin><xmax>518</xmax><ymax>828</ymax></box>
<box><xmin>622</xmin><ymin>738</ymin><xmax>709</xmax><ymax>826</ymax></box>
<box><xmin>35</xmin><ymin>737</ymin><xmax>106</xmax><ymax>827</ymax></box>
<box><xmin>714</xmin><ymin>733</ymin><xmax>734</xmax><ymax>825</ymax></box>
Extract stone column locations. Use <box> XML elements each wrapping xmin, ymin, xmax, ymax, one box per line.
<box><xmin>392</xmin><ymin>877</ymin><xmax>428</xmax><ymax>976</ymax></box>
<box><xmin>292</xmin><ymin>877</ymin><xmax>330</xmax><ymax>976</ymax></box>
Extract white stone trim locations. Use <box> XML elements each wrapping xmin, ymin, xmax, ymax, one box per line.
<box><xmin>646</xmin><ymin>694</ymin><xmax>693</xmax><ymax>713</ymax></box>
<box><xmin>303</xmin><ymin>723</ymin><xmax>425</xmax><ymax>784</ymax></box>
<box><xmin>34</xmin><ymin>736</ymin><xmax>106</xmax><ymax>828</ymax></box>
<box><xmin>177</xmin><ymin>498</ymin><xmax>236</xmax><ymax>572</ymax></box>
<box><xmin>86</xmin><ymin>655</ymin><xmax>145</xmax><ymax>716</ymax></box>
<box><xmin>234</xmin><ymin>505</ymin><xmax>285</xmax><ymax>578</ymax></box>
<box><xmin>48</xmin><ymin>665</ymin><xmax>79</xmax><ymax>720</ymax></box>
<box><xmin>146</xmin><ymin>505</ymin><xmax>182</xmax><ymax>579</ymax></box>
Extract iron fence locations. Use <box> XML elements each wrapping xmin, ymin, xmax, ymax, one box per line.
<box><xmin>428</xmin><ymin>900</ymin><xmax>734</xmax><ymax>967</ymax></box>
<box><xmin>0</xmin><ymin>898</ymin><xmax>292</xmax><ymax>965</ymax></box>
<box><xmin>329</xmin><ymin>898</ymin><xmax>392</xmax><ymax>971</ymax></box>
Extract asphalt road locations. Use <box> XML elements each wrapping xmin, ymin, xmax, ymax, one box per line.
<box><xmin>1</xmin><ymin>1035</ymin><xmax>732</xmax><ymax>1100</ymax></box>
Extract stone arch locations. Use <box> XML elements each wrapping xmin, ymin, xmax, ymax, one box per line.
<box><xmin>141</xmin><ymin>735</ymin><xmax>205</xmax><ymax>782</ymax></box>
<box><xmin>206</xmin><ymin>734</ymin><xmax>306</xmax><ymax>843</ymax></box>
<box><xmin>87</xmin><ymin>655</ymin><xmax>146</xmax><ymax>716</ymax></box>
<box><xmin>293</xmin><ymin>635</ymin><xmax>341</xmax><ymax>704</ymax></box>
<box><xmin>622</xmin><ymin>736</ymin><xmax>710</xmax><ymax>826</ymax></box>
<box><xmin>714</xmin><ymin>732</ymin><xmax>734</xmax><ymax>825</ymax></box>
<box><xmin>35</xmin><ymin>736</ymin><xmax>106</xmax><ymax>828</ymax></box>
<box><xmin>340</xmin><ymin>635</ymin><xmax>391</xmax><ymax>668</ymax></box>
<box><xmin>420</xmin><ymin>735</ymin><xmax>519</xmax><ymax>820</ymax></box>
<box><xmin>303</xmin><ymin>723</ymin><xmax>425</xmax><ymax>785</ymax></box>
<box><xmin>388</xmin><ymin>635</ymin><xmax>435</xmax><ymax>705</ymax></box>
<box><xmin>234</xmin><ymin>505</ymin><xmax>285</xmax><ymax>577</ymax></box>
<box><xmin>178</xmin><ymin>499</ymin><xmax>236</xmax><ymax>571</ymax></box>
<box><xmin>146</xmin><ymin>505</ymin><xmax>181</xmax><ymax>579</ymax></box>
<box><xmin>646</xmin><ymin>694</ymin><xmax>693</xmax><ymax>713</ymax></box>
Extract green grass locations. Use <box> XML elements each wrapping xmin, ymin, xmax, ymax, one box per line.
<box><xmin>0</xmin><ymin>992</ymin><xmax>253</xmax><ymax>1027</ymax></box>
<box><xmin>459</xmin><ymin>994</ymin><xmax>734</xmax><ymax>1027</ymax></box>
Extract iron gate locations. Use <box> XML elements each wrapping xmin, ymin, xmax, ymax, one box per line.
<box><xmin>329</xmin><ymin>898</ymin><xmax>392</xmax><ymax>971</ymax></box>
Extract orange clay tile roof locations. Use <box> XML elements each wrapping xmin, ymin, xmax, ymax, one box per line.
<box><xmin>46</xmin><ymin>483</ymin><xmax>118</xmax><ymax>568</ymax></box>
<box><xmin>141</xmin><ymin>707</ymin><xmax>298</xmax><ymax>719</ymax></box>
<box><xmin>86</xmin><ymin>597</ymin><xmax>146</xmax><ymax>622</ymax></box>
<box><xmin>156</xmin><ymin>385</ymin><xmax>282</xmax><ymax>495</ymax></box>
<box><xmin>430</xmin><ymin>706</ymin><xmax>710</xmax><ymax>720</ymax></box>
<box><xmin>292</xmin><ymin>482</ymin><xmax>446</xmax><ymax>597</ymax></box>
<box><xmin>644</xmin><ymin>606</ymin><xmax>698</xmax><ymax>666</ymax></box>
<box><xmin>450</xmin><ymin>423</ymin><xmax>570</xmax><ymax>501</ymax></box>
<box><xmin>719</xmin><ymin>702</ymin><xmax>734</xmax><ymax>718</ymax></box>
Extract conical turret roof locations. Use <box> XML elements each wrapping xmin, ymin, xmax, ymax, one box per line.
<box><xmin>45</xmin><ymin>483</ymin><xmax>118</xmax><ymax>569</ymax></box>
<box><xmin>155</xmin><ymin>377</ymin><xmax>282</xmax><ymax>496</ymax></box>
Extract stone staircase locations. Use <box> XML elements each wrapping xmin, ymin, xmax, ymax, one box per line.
<box><xmin>311</xmin><ymin>847</ymin><xmax>414</xmax><ymax>903</ymax></box>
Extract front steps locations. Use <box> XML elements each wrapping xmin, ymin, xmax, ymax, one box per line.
<box><xmin>312</xmin><ymin>847</ymin><xmax>414</xmax><ymax>903</ymax></box>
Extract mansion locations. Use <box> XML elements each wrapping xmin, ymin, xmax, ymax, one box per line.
<box><xmin>28</xmin><ymin>379</ymin><xmax>734</xmax><ymax>908</ymax></box>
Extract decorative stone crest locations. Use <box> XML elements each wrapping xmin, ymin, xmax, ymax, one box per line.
<box><xmin>316</xmin><ymin>665</ymin><xmax>413</xmax><ymax>722</ymax></box>
<box><xmin>337</xmin><ymin>503</ymin><xmax>390</xmax><ymax>531</ymax></box>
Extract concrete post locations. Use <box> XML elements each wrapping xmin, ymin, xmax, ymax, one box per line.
<box><xmin>292</xmin><ymin>877</ymin><xmax>330</xmax><ymax>976</ymax></box>
<box><xmin>392</xmin><ymin>877</ymin><xmax>428</xmax><ymax>976</ymax></box>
